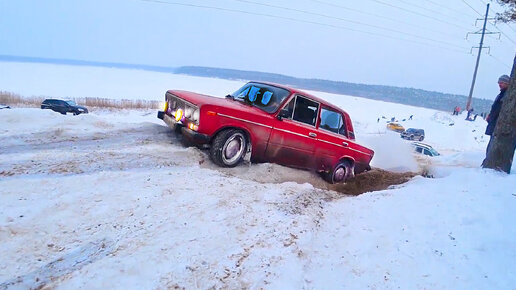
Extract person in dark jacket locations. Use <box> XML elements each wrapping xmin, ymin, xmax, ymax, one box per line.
<box><xmin>483</xmin><ymin>74</ymin><xmax>510</xmax><ymax>158</ymax></box>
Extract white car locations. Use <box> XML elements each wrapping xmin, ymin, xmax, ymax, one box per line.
<box><xmin>411</xmin><ymin>142</ymin><xmax>440</xmax><ymax>157</ymax></box>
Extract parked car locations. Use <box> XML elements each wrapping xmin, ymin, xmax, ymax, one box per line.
<box><xmin>41</xmin><ymin>99</ymin><xmax>88</xmax><ymax>115</ymax></box>
<box><xmin>157</xmin><ymin>81</ymin><xmax>374</xmax><ymax>183</ymax></box>
<box><xmin>386</xmin><ymin>122</ymin><xmax>405</xmax><ymax>132</ymax></box>
<box><xmin>401</xmin><ymin>128</ymin><xmax>425</xmax><ymax>141</ymax></box>
<box><xmin>411</xmin><ymin>142</ymin><xmax>440</xmax><ymax>157</ymax></box>
<box><xmin>0</xmin><ymin>104</ymin><xmax>11</xmax><ymax>109</ymax></box>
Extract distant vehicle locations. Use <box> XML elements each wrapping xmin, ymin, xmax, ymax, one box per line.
<box><xmin>401</xmin><ymin>128</ymin><xmax>425</xmax><ymax>141</ymax></box>
<box><xmin>157</xmin><ymin>81</ymin><xmax>374</xmax><ymax>184</ymax></box>
<box><xmin>387</xmin><ymin>122</ymin><xmax>405</xmax><ymax>132</ymax></box>
<box><xmin>411</xmin><ymin>142</ymin><xmax>440</xmax><ymax>157</ymax></box>
<box><xmin>0</xmin><ymin>104</ymin><xmax>11</xmax><ymax>109</ymax></box>
<box><xmin>41</xmin><ymin>99</ymin><xmax>88</xmax><ymax>115</ymax></box>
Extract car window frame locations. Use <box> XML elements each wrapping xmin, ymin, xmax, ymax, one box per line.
<box><xmin>288</xmin><ymin>94</ymin><xmax>320</xmax><ymax>127</ymax></box>
<box><xmin>318</xmin><ymin>106</ymin><xmax>349</xmax><ymax>138</ymax></box>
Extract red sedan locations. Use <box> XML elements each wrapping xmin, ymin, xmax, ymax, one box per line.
<box><xmin>158</xmin><ymin>81</ymin><xmax>374</xmax><ymax>183</ymax></box>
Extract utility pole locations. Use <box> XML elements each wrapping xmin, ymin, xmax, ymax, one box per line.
<box><xmin>466</xmin><ymin>3</ymin><xmax>490</xmax><ymax>111</ymax></box>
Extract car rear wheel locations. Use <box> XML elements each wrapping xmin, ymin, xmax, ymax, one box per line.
<box><xmin>325</xmin><ymin>160</ymin><xmax>354</xmax><ymax>184</ymax></box>
<box><xmin>210</xmin><ymin>129</ymin><xmax>247</xmax><ymax>167</ymax></box>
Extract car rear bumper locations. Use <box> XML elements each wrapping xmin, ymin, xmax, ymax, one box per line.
<box><xmin>158</xmin><ymin>111</ymin><xmax>210</xmax><ymax>144</ymax></box>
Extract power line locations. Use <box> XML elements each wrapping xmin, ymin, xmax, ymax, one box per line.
<box><xmin>489</xmin><ymin>54</ymin><xmax>512</xmax><ymax>69</ymax></box>
<box><xmin>310</xmin><ymin>0</ymin><xmax>463</xmax><ymax>39</ymax></box>
<box><xmin>420</xmin><ymin>0</ymin><xmax>477</xmax><ymax>18</ymax></box>
<box><xmin>470</xmin><ymin>2</ymin><xmax>516</xmax><ymax>45</ymax></box>
<box><xmin>365</xmin><ymin>0</ymin><xmax>472</xmax><ymax>30</ymax></box>
<box><xmin>138</xmin><ymin>0</ymin><xmax>469</xmax><ymax>53</ymax></box>
<box><xmin>489</xmin><ymin>22</ymin><xmax>516</xmax><ymax>44</ymax></box>
<box><xmin>461</xmin><ymin>0</ymin><xmax>483</xmax><ymax>16</ymax></box>
<box><xmin>232</xmin><ymin>0</ymin><xmax>468</xmax><ymax>49</ymax></box>
<box><xmin>482</xmin><ymin>2</ymin><xmax>516</xmax><ymax>34</ymax></box>
<box><xmin>393</xmin><ymin>0</ymin><xmax>469</xmax><ymax>21</ymax></box>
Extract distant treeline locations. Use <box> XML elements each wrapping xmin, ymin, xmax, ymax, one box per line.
<box><xmin>0</xmin><ymin>55</ymin><xmax>492</xmax><ymax>114</ymax></box>
<box><xmin>176</xmin><ymin>66</ymin><xmax>493</xmax><ymax>114</ymax></box>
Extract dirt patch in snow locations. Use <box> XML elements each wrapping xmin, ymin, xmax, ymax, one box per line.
<box><xmin>331</xmin><ymin>168</ymin><xmax>417</xmax><ymax>195</ymax></box>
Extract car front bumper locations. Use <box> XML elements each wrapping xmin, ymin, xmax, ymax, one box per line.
<box><xmin>158</xmin><ymin>111</ymin><xmax>210</xmax><ymax>144</ymax></box>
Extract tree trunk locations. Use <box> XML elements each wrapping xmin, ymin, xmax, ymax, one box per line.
<box><xmin>482</xmin><ymin>53</ymin><xmax>516</xmax><ymax>173</ymax></box>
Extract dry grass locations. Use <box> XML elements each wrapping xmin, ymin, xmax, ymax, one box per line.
<box><xmin>0</xmin><ymin>91</ymin><xmax>160</xmax><ymax>110</ymax></box>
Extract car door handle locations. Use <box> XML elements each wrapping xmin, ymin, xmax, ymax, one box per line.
<box><xmin>308</xmin><ymin>132</ymin><xmax>317</xmax><ymax>138</ymax></box>
<box><xmin>342</xmin><ymin>142</ymin><xmax>349</xmax><ymax>147</ymax></box>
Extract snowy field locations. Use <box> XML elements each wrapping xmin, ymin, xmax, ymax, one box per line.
<box><xmin>1</xmin><ymin>62</ymin><xmax>515</xmax><ymax>289</ymax></box>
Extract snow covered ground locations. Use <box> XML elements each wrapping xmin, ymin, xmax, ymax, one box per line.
<box><xmin>1</xmin><ymin>62</ymin><xmax>515</xmax><ymax>289</ymax></box>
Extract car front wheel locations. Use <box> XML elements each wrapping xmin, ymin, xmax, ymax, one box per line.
<box><xmin>419</xmin><ymin>136</ymin><xmax>424</xmax><ymax>141</ymax></box>
<box><xmin>325</xmin><ymin>160</ymin><xmax>354</xmax><ymax>184</ymax></box>
<box><xmin>210</xmin><ymin>129</ymin><xmax>247</xmax><ymax>167</ymax></box>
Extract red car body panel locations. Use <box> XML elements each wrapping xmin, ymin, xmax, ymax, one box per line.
<box><xmin>160</xmin><ymin>82</ymin><xmax>374</xmax><ymax>174</ymax></box>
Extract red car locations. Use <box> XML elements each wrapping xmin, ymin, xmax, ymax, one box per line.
<box><xmin>157</xmin><ymin>81</ymin><xmax>374</xmax><ymax>183</ymax></box>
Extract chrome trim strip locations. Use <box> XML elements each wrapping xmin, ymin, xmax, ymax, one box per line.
<box><xmin>274</xmin><ymin>127</ymin><xmax>312</xmax><ymax>139</ymax></box>
<box><xmin>317</xmin><ymin>138</ymin><xmax>373</xmax><ymax>156</ymax></box>
<box><xmin>218</xmin><ymin>113</ymin><xmax>273</xmax><ymax>129</ymax></box>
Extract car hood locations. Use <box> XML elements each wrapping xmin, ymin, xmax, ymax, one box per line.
<box><xmin>75</xmin><ymin>105</ymin><xmax>88</xmax><ymax>110</ymax></box>
<box><xmin>167</xmin><ymin>90</ymin><xmax>275</xmax><ymax>116</ymax></box>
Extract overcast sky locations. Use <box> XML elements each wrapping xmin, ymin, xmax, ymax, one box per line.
<box><xmin>1</xmin><ymin>0</ymin><xmax>515</xmax><ymax>101</ymax></box>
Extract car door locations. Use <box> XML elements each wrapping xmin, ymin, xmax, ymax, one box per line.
<box><xmin>49</xmin><ymin>100</ymin><xmax>61</xmax><ymax>112</ymax></box>
<box><xmin>265</xmin><ymin>95</ymin><xmax>320</xmax><ymax>169</ymax></box>
<box><xmin>313</xmin><ymin>106</ymin><xmax>352</xmax><ymax>171</ymax></box>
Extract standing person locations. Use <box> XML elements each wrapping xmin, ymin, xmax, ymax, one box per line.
<box><xmin>482</xmin><ymin>74</ymin><xmax>510</xmax><ymax>163</ymax></box>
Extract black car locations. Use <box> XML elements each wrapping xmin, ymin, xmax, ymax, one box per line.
<box><xmin>400</xmin><ymin>128</ymin><xmax>425</xmax><ymax>141</ymax></box>
<box><xmin>41</xmin><ymin>99</ymin><xmax>88</xmax><ymax>115</ymax></box>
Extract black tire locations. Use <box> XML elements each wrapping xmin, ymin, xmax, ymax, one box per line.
<box><xmin>410</xmin><ymin>135</ymin><xmax>414</xmax><ymax>140</ymax></box>
<box><xmin>209</xmin><ymin>129</ymin><xmax>247</xmax><ymax>167</ymax></box>
<box><xmin>419</xmin><ymin>136</ymin><xmax>424</xmax><ymax>141</ymax></box>
<box><xmin>324</xmin><ymin>160</ymin><xmax>353</xmax><ymax>184</ymax></box>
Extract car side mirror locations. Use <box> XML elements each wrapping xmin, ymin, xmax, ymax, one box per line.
<box><xmin>277</xmin><ymin>109</ymin><xmax>290</xmax><ymax>120</ymax></box>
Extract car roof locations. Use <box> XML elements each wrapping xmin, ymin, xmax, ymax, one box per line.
<box><xmin>412</xmin><ymin>141</ymin><xmax>433</xmax><ymax>148</ymax></box>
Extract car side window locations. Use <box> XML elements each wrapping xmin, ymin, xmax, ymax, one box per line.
<box><xmin>292</xmin><ymin>96</ymin><xmax>319</xmax><ymax>126</ymax></box>
<box><xmin>320</xmin><ymin>108</ymin><xmax>342</xmax><ymax>134</ymax></box>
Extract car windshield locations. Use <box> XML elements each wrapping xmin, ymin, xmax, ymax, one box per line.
<box><xmin>231</xmin><ymin>83</ymin><xmax>290</xmax><ymax>113</ymax></box>
<box><xmin>66</xmin><ymin>100</ymin><xmax>77</xmax><ymax>106</ymax></box>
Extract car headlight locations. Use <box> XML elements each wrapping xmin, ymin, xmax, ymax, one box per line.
<box><xmin>184</xmin><ymin>107</ymin><xmax>194</xmax><ymax>118</ymax></box>
<box><xmin>169</xmin><ymin>100</ymin><xmax>177</xmax><ymax>111</ymax></box>
<box><xmin>175</xmin><ymin>108</ymin><xmax>184</xmax><ymax>122</ymax></box>
<box><xmin>192</xmin><ymin>108</ymin><xmax>200</xmax><ymax>123</ymax></box>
